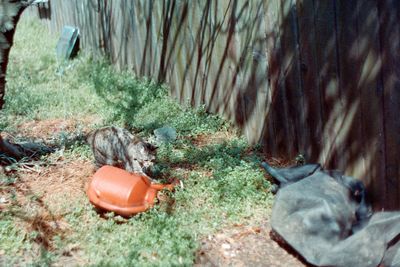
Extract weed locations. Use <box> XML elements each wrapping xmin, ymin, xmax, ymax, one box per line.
<box><xmin>0</xmin><ymin>213</ymin><xmax>28</xmax><ymax>256</ymax></box>
<box><xmin>133</xmin><ymin>98</ymin><xmax>226</xmax><ymax>136</ymax></box>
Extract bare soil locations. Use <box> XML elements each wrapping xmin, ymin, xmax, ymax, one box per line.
<box><xmin>15</xmin><ymin>117</ymin><xmax>99</xmax><ymax>139</ymax></box>
<box><xmin>0</xmin><ymin>157</ymin><xmax>94</xmax><ymax>265</ymax></box>
<box><xmin>191</xmin><ymin>131</ymin><xmax>237</xmax><ymax>147</ymax></box>
<box><xmin>12</xmin><ymin>159</ymin><xmax>94</xmax><ymax>215</ymax></box>
<box><xmin>195</xmin><ymin>222</ymin><xmax>307</xmax><ymax>267</ymax></box>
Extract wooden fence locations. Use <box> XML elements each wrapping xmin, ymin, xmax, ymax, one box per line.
<box><xmin>25</xmin><ymin>0</ymin><xmax>400</xmax><ymax>210</ymax></box>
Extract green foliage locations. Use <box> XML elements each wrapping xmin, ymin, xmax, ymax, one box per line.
<box><xmin>1</xmin><ymin>17</ymin><xmax>105</xmax><ymax>125</ymax></box>
<box><xmin>133</xmin><ymin>99</ymin><xmax>226</xmax><ymax>136</ymax></box>
<box><xmin>83</xmin><ymin>60</ymin><xmax>166</xmax><ymax>127</ymax></box>
<box><xmin>82</xmin><ymin>59</ymin><xmax>226</xmax><ymax>136</ymax></box>
<box><xmin>0</xmin><ymin>214</ymin><xmax>27</xmax><ymax>254</ymax></box>
<box><xmin>75</xmin><ymin>211</ymin><xmax>198</xmax><ymax>267</ymax></box>
<box><xmin>3</xmin><ymin>54</ymin><xmax>105</xmax><ymax>122</ymax></box>
<box><xmin>156</xmin><ymin>138</ymin><xmax>271</xmax><ymax>206</ymax></box>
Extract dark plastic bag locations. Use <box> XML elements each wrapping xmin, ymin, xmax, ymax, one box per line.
<box><xmin>263</xmin><ymin>163</ymin><xmax>400</xmax><ymax>267</ymax></box>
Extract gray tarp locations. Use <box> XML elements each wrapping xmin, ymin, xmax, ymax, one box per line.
<box><xmin>262</xmin><ymin>163</ymin><xmax>400</xmax><ymax>267</ymax></box>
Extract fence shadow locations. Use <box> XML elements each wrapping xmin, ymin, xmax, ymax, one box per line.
<box><xmin>259</xmin><ymin>0</ymin><xmax>399</xmax><ymax>210</ymax></box>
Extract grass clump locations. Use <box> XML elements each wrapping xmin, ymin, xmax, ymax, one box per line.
<box><xmin>79</xmin><ymin>59</ymin><xmax>165</xmax><ymax>127</ymax></box>
<box><xmin>133</xmin><ymin>98</ymin><xmax>226</xmax><ymax>136</ymax></box>
<box><xmin>0</xmin><ymin>15</ymin><xmax>274</xmax><ymax>266</ymax></box>
<box><xmin>80</xmin><ymin>58</ymin><xmax>227</xmax><ymax>136</ymax></box>
<box><xmin>0</xmin><ymin>213</ymin><xmax>27</xmax><ymax>255</ymax></box>
<box><xmin>3</xmin><ymin>21</ymin><xmax>105</xmax><ymax>124</ymax></box>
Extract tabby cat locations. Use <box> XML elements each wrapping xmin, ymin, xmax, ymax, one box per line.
<box><xmin>87</xmin><ymin>126</ymin><xmax>157</xmax><ymax>176</ymax></box>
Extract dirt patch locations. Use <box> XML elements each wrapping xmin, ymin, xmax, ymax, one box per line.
<box><xmin>195</xmin><ymin>221</ymin><xmax>308</xmax><ymax>267</ymax></box>
<box><xmin>12</xmin><ymin>159</ymin><xmax>95</xmax><ymax>215</ymax></box>
<box><xmin>191</xmin><ymin>131</ymin><xmax>236</xmax><ymax>147</ymax></box>
<box><xmin>1</xmin><ymin>156</ymin><xmax>95</xmax><ymax>265</ymax></box>
<box><xmin>194</xmin><ymin>145</ymin><xmax>307</xmax><ymax>267</ymax></box>
<box><xmin>14</xmin><ymin>117</ymin><xmax>101</xmax><ymax>140</ymax></box>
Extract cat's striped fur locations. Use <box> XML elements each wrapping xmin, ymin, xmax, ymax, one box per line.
<box><xmin>87</xmin><ymin>126</ymin><xmax>156</xmax><ymax>176</ymax></box>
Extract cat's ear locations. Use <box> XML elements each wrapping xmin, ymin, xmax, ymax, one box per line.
<box><xmin>145</xmin><ymin>143</ymin><xmax>158</xmax><ymax>151</ymax></box>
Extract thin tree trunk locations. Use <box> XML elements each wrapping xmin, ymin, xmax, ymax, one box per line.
<box><xmin>0</xmin><ymin>1</ymin><xmax>32</xmax><ymax>160</ymax></box>
<box><xmin>0</xmin><ymin>0</ymin><xmax>29</xmax><ymax>108</ymax></box>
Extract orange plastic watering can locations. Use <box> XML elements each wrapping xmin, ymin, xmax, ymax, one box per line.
<box><xmin>87</xmin><ymin>165</ymin><xmax>173</xmax><ymax>217</ymax></box>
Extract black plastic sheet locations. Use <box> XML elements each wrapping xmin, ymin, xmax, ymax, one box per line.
<box><xmin>262</xmin><ymin>163</ymin><xmax>400</xmax><ymax>267</ymax></box>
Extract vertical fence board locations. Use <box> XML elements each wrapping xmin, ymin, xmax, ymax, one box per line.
<box><xmin>288</xmin><ymin>0</ymin><xmax>308</xmax><ymax>155</ymax></box>
<box><xmin>296</xmin><ymin>0</ymin><xmax>324</xmax><ymax>162</ymax></box>
<box><xmin>356</xmin><ymin>0</ymin><xmax>386</xmax><ymax>209</ymax></box>
<box><xmin>269</xmin><ymin>0</ymin><xmax>295</xmax><ymax>157</ymax></box>
<box><xmin>313</xmin><ymin>0</ymin><xmax>339</xmax><ymax>168</ymax></box>
<box><xmin>234</xmin><ymin>1</ymin><xmax>270</xmax><ymax>144</ymax></box>
<box><xmin>378</xmin><ymin>0</ymin><xmax>400</xmax><ymax>210</ymax></box>
<box><xmin>278</xmin><ymin>0</ymin><xmax>305</xmax><ymax>156</ymax></box>
<box><xmin>261</xmin><ymin>1</ymin><xmax>280</xmax><ymax>156</ymax></box>
<box><xmin>335</xmin><ymin>0</ymin><xmax>366</xmax><ymax>184</ymax></box>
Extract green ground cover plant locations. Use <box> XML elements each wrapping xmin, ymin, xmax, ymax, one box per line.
<box><xmin>0</xmin><ymin>15</ymin><xmax>274</xmax><ymax>266</ymax></box>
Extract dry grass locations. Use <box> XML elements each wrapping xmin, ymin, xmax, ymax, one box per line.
<box><xmin>14</xmin><ymin>116</ymin><xmax>100</xmax><ymax>139</ymax></box>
